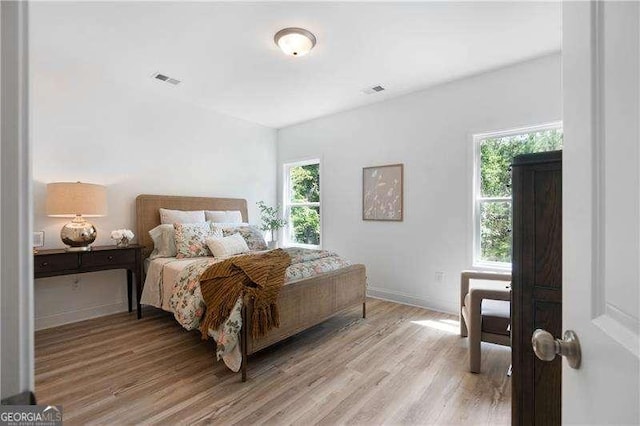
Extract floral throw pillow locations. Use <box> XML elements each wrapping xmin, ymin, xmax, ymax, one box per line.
<box><xmin>222</xmin><ymin>226</ymin><xmax>267</xmax><ymax>251</ymax></box>
<box><xmin>174</xmin><ymin>222</ymin><xmax>222</xmax><ymax>258</ymax></box>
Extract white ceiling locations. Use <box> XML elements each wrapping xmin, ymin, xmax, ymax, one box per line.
<box><xmin>31</xmin><ymin>1</ymin><xmax>561</xmax><ymax>129</ymax></box>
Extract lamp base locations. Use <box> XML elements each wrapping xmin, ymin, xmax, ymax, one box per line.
<box><xmin>65</xmin><ymin>246</ymin><xmax>92</xmax><ymax>252</ymax></box>
<box><xmin>60</xmin><ymin>215</ymin><xmax>97</xmax><ymax>251</ymax></box>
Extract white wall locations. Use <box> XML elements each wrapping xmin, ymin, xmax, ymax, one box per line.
<box><xmin>32</xmin><ymin>67</ymin><xmax>277</xmax><ymax>330</ymax></box>
<box><xmin>277</xmin><ymin>53</ymin><xmax>561</xmax><ymax>314</ymax></box>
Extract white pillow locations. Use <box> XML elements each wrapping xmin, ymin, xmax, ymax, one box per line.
<box><xmin>205</xmin><ymin>210</ymin><xmax>244</xmax><ymax>223</ymax></box>
<box><xmin>148</xmin><ymin>224</ymin><xmax>177</xmax><ymax>259</ymax></box>
<box><xmin>160</xmin><ymin>208</ymin><xmax>205</xmax><ymax>224</ymax></box>
<box><xmin>206</xmin><ymin>233</ymin><xmax>249</xmax><ymax>258</ymax></box>
<box><xmin>226</xmin><ymin>210</ymin><xmax>243</xmax><ymax>223</ymax></box>
<box><xmin>205</xmin><ymin>210</ymin><xmax>227</xmax><ymax>222</ymax></box>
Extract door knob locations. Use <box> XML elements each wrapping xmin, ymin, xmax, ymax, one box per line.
<box><xmin>531</xmin><ymin>329</ymin><xmax>582</xmax><ymax>369</ymax></box>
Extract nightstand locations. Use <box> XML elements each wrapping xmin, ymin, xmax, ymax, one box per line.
<box><xmin>34</xmin><ymin>245</ymin><xmax>145</xmax><ymax>319</ymax></box>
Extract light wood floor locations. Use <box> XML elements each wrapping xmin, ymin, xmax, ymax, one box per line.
<box><xmin>35</xmin><ymin>298</ymin><xmax>511</xmax><ymax>425</ymax></box>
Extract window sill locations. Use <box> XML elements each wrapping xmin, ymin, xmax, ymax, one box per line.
<box><xmin>284</xmin><ymin>243</ymin><xmax>321</xmax><ymax>250</ymax></box>
<box><xmin>471</xmin><ymin>262</ymin><xmax>512</xmax><ymax>273</ymax></box>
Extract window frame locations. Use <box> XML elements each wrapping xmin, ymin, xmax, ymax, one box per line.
<box><xmin>472</xmin><ymin>121</ymin><xmax>562</xmax><ymax>270</ymax></box>
<box><xmin>282</xmin><ymin>158</ymin><xmax>322</xmax><ymax>249</ymax></box>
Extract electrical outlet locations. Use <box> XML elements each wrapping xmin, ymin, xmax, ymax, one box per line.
<box><xmin>435</xmin><ymin>271</ymin><xmax>445</xmax><ymax>284</ymax></box>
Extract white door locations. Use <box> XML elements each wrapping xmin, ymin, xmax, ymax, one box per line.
<box><xmin>562</xmin><ymin>1</ymin><xmax>639</xmax><ymax>424</ymax></box>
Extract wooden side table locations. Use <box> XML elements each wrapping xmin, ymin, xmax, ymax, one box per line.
<box><xmin>34</xmin><ymin>245</ymin><xmax>145</xmax><ymax>319</ymax></box>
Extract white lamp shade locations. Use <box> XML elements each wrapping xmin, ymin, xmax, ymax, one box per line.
<box><xmin>274</xmin><ymin>28</ymin><xmax>316</xmax><ymax>57</ymax></box>
<box><xmin>46</xmin><ymin>182</ymin><xmax>107</xmax><ymax>217</ymax></box>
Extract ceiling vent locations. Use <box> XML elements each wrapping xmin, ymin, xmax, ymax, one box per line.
<box><xmin>153</xmin><ymin>72</ymin><xmax>181</xmax><ymax>86</ymax></box>
<box><xmin>362</xmin><ymin>85</ymin><xmax>385</xmax><ymax>94</ymax></box>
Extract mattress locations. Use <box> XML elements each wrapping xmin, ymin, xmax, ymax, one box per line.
<box><xmin>141</xmin><ymin>257</ymin><xmax>215</xmax><ymax>312</ymax></box>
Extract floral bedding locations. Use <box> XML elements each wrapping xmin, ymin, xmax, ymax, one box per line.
<box><xmin>167</xmin><ymin>247</ymin><xmax>351</xmax><ymax>372</ymax></box>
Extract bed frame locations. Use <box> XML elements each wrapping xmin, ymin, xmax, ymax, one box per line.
<box><xmin>135</xmin><ymin>194</ymin><xmax>367</xmax><ymax>382</ymax></box>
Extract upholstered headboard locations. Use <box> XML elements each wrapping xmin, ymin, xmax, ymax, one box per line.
<box><xmin>135</xmin><ymin>194</ymin><xmax>249</xmax><ymax>258</ymax></box>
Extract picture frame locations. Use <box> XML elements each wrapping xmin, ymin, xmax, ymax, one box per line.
<box><xmin>33</xmin><ymin>231</ymin><xmax>45</xmax><ymax>247</ymax></box>
<box><xmin>362</xmin><ymin>163</ymin><xmax>404</xmax><ymax>221</ymax></box>
<box><xmin>33</xmin><ymin>231</ymin><xmax>45</xmax><ymax>254</ymax></box>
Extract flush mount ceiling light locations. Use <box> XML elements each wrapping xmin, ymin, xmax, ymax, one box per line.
<box><xmin>274</xmin><ymin>27</ymin><xmax>316</xmax><ymax>57</ymax></box>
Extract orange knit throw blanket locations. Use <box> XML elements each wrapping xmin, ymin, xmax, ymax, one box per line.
<box><xmin>198</xmin><ymin>249</ymin><xmax>291</xmax><ymax>339</ymax></box>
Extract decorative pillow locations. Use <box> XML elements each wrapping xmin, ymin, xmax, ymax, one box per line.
<box><xmin>204</xmin><ymin>210</ymin><xmax>244</xmax><ymax>223</ymax></box>
<box><xmin>206</xmin><ymin>233</ymin><xmax>250</xmax><ymax>258</ymax></box>
<box><xmin>174</xmin><ymin>223</ymin><xmax>222</xmax><ymax>258</ymax></box>
<box><xmin>222</xmin><ymin>226</ymin><xmax>267</xmax><ymax>251</ymax></box>
<box><xmin>160</xmin><ymin>208</ymin><xmax>205</xmax><ymax>225</ymax></box>
<box><xmin>212</xmin><ymin>222</ymin><xmax>249</xmax><ymax>229</ymax></box>
<box><xmin>225</xmin><ymin>210</ymin><xmax>244</xmax><ymax>223</ymax></box>
<box><xmin>148</xmin><ymin>224</ymin><xmax>177</xmax><ymax>259</ymax></box>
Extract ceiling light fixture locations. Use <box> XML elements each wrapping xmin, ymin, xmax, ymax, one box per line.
<box><xmin>274</xmin><ymin>27</ymin><xmax>316</xmax><ymax>57</ymax></box>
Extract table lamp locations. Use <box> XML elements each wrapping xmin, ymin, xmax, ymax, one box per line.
<box><xmin>46</xmin><ymin>182</ymin><xmax>107</xmax><ymax>251</ymax></box>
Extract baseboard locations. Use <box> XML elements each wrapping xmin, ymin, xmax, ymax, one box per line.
<box><xmin>35</xmin><ymin>302</ymin><xmax>128</xmax><ymax>330</ymax></box>
<box><xmin>366</xmin><ymin>286</ymin><xmax>458</xmax><ymax>315</ymax></box>
<box><xmin>1</xmin><ymin>391</ymin><xmax>36</xmax><ymax>405</ymax></box>
<box><xmin>35</xmin><ymin>290</ymin><xmax>455</xmax><ymax>330</ymax></box>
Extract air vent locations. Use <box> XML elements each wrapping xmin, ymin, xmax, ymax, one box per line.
<box><xmin>362</xmin><ymin>85</ymin><xmax>385</xmax><ymax>94</ymax></box>
<box><xmin>153</xmin><ymin>72</ymin><xmax>181</xmax><ymax>86</ymax></box>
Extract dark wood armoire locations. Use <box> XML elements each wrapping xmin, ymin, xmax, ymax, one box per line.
<box><xmin>511</xmin><ymin>150</ymin><xmax>562</xmax><ymax>425</ymax></box>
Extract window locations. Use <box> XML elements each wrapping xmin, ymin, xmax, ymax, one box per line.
<box><xmin>473</xmin><ymin>124</ymin><xmax>563</xmax><ymax>268</ymax></box>
<box><xmin>283</xmin><ymin>159</ymin><xmax>321</xmax><ymax>248</ymax></box>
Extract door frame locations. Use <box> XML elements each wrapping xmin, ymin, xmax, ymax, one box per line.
<box><xmin>0</xmin><ymin>0</ymin><xmax>34</xmax><ymax>401</ymax></box>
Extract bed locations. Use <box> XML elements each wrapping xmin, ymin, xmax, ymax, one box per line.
<box><xmin>135</xmin><ymin>194</ymin><xmax>367</xmax><ymax>381</ymax></box>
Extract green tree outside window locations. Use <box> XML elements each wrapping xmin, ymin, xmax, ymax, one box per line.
<box><xmin>478</xmin><ymin>128</ymin><xmax>563</xmax><ymax>264</ymax></box>
<box><xmin>287</xmin><ymin>163</ymin><xmax>320</xmax><ymax>246</ymax></box>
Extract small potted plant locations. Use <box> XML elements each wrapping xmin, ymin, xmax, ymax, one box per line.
<box><xmin>257</xmin><ymin>201</ymin><xmax>287</xmax><ymax>249</ymax></box>
<box><xmin>111</xmin><ymin>229</ymin><xmax>134</xmax><ymax>248</ymax></box>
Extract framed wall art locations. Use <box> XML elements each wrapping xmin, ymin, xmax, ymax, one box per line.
<box><xmin>362</xmin><ymin>163</ymin><xmax>404</xmax><ymax>221</ymax></box>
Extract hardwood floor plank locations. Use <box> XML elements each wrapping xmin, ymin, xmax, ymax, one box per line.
<box><xmin>35</xmin><ymin>298</ymin><xmax>510</xmax><ymax>424</ymax></box>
